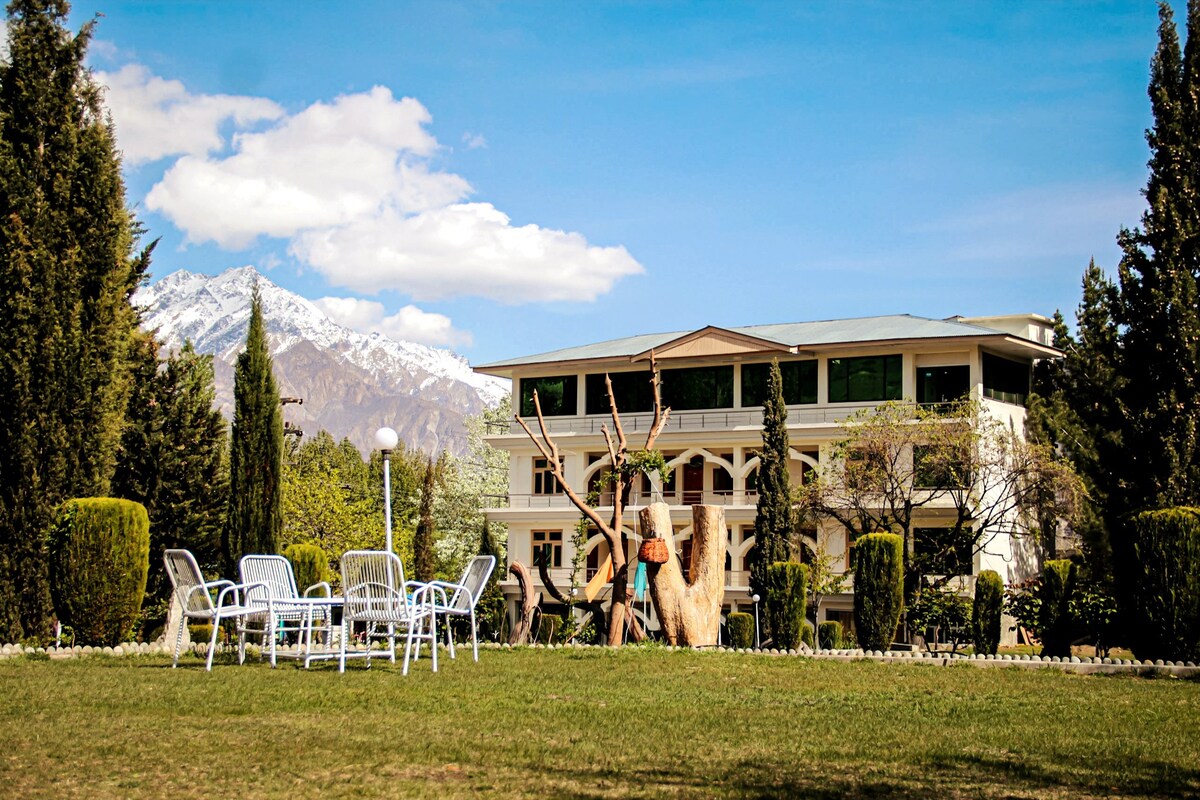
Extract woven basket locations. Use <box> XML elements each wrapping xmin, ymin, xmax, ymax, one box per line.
<box><xmin>638</xmin><ymin>538</ymin><xmax>669</xmax><ymax>564</ymax></box>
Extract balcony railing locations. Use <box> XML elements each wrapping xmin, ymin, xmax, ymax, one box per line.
<box><xmin>484</xmin><ymin>489</ymin><xmax>761</xmax><ymax>510</ymax></box>
<box><xmin>487</xmin><ymin>403</ymin><xmax>889</xmax><ymax>436</ymax></box>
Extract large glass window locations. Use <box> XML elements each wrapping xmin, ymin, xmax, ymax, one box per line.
<box><xmin>916</xmin><ymin>365</ymin><xmax>970</xmax><ymax>405</ymax></box>
<box><xmin>532</xmin><ymin>530</ymin><xmax>564</xmax><ymax>568</ymax></box>
<box><xmin>914</xmin><ymin>527</ymin><xmax>973</xmax><ymax>576</ymax></box>
<box><xmin>827</xmin><ymin>355</ymin><xmax>903</xmax><ymax>403</ymax></box>
<box><xmin>982</xmin><ymin>353</ymin><xmax>1029</xmax><ymax>406</ymax></box>
<box><xmin>741</xmin><ymin>360</ymin><xmax>818</xmax><ymax>406</ymax></box>
<box><xmin>913</xmin><ymin>445</ymin><xmax>970</xmax><ymax>489</ymax></box>
<box><xmin>519</xmin><ymin>375</ymin><xmax>577</xmax><ymax>417</ymax></box>
<box><xmin>660</xmin><ymin>366</ymin><xmax>734</xmax><ymax>410</ymax></box>
<box><xmin>532</xmin><ymin>457</ymin><xmax>564</xmax><ymax>495</ymax></box>
<box><xmin>585</xmin><ymin>371</ymin><xmax>655</xmax><ymax>415</ymax></box>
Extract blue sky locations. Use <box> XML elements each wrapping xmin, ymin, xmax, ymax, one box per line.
<box><xmin>66</xmin><ymin>1</ymin><xmax>1162</xmax><ymax>364</ymax></box>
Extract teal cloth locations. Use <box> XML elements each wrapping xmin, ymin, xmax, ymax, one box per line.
<box><xmin>633</xmin><ymin>560</ymin><xmax>648</xmax><ymax>601</ymax></box>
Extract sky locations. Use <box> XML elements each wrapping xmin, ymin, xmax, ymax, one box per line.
<box><xmin>59</xmin><ymin>1</ymin><xmax>1165</xmax><ymax>364</ymax></box>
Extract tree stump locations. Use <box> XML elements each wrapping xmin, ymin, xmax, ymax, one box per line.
<box><xmin>508</xmin><ymin>561</ymin><xmax>540</xmax><ymax>645</ymax></box>
<box><xmin>640</xmin><ymin>502</ymin><xmax>727</xmax><ymax>646</ymax></box>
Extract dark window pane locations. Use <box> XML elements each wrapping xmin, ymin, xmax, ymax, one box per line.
<box><xmin>585</xmin><ymin>371</ymin><xmax>655</xmax><ymax>415</ymax></box>
<box><xmin>914</xmin><ymin>527</ymin><xmax>973</xmax><ymax>576</ymax></box>
<box><xmin>519</xmin><ymin>375</ymin><xmax>577</xmax><ymax>417</ymax></box>
<box><xmin>917</xmin><ymin>365</ymin><xmax>970</xmax><ymax>405</ymax></box>
<box><xmin>661</xmin><ymin>366</ymin><xmax>734</xmax><ymax>410</ymax></box>
<box><xmin>741</xmin><ymin>360</ymin><xmax>817</xmax><ymax>406</ymax></box>
<box><xmin>828</xmin><ymin>355</ymin><xmax>903</xmax><ymax>403</ymax></box>
<box><xmin>982</xmin><ymin>353</ymin><xmax>1030</xmax><ymax>406</ymax></box>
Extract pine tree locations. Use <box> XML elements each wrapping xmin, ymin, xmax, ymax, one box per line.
<box><xmin>222</xmin><ymin>289</ymin><xmax>283</xmax><ymax>573</ymax></box>
<box><xmin>751</xmin><ymin>360</ymin><xmax>793</xmax><ymax>605</ymax></box>
<box><xmin>412</xmin><ymin>454</ymin><xmax>437</xmax><ymax>582</ymax></box>
<box><xmin>0</xmin><ymin>1</ymin><xmax>150</xmax><ymax>641</ymax></box>
<box><xmin>476</xmin><ymin>519</ymin><xmax>507</xmax><ymax>641</ymax></box>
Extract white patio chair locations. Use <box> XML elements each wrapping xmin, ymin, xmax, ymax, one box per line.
<box><xmin>239</xmin><ymin>554</ymin><xmax>333</xmax><ymax>667</ymax></box>
<box><xmin>338</xmin><ymin>550</ymin><xmax>444</xmax><ymax>675</ymax></box>
<box><xmin>428</xmin><ymin>555</ymin><xmax>497</xmax><ymax>662</ymax></box>
<box><xmin>163</xmin><ymin>549</ymin><xmax>264</xmax><ymax>671</ymax></box>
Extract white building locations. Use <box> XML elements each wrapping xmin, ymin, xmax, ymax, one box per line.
<box><xmin>474</xmin><ymin>313</ymin><xmax>1059</xmax><ymax>640</ymax></box>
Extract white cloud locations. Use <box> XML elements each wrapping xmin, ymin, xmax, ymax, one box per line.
<box><xmin>293</xmin><ymin>202</ymin><xmax>643</xmax><ymax>303</ymax></box>
<box><xmin>313</xmin><ymin>296</ymin><xmax>472</xmax><ymax>348</ymax></box>
<box><xmin>462</xmin><ymin>132</ymin><xmax>488</xmax><ymax>149</ymax></box>
<box><xmin>97</xmin><ymin>64</ymin><xmax>284</xmax><ymax>165</ymax></box>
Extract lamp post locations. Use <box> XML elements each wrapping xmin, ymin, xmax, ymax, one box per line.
<box><xmin>752</xmin><ymin>593</ymin><xmax>761</xmax><ymax>650</ymax></box>
<box><xmin>375</xmin><ymin>427</ymin><xmax>399</xmax><ymax>553</ymax></box>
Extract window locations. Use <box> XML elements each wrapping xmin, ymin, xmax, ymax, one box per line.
<box><xmin>532</xmin><ymin>530</ymin><xmax>563</xmax><ymax>568</ymax></box>
<box><xmin>585</xmin><ymin>371</ymin><xmax>655</xmax><ymax>415</ymax></box>
<box><xmin>741</xmin><ymin>360</ymin><xmax>818</xmax><ymax>406</ymax></box>
<box><xmin>828</xmin><ymin>355</ymin><xmax>903</xmax><ymax>403</ymax></box>
<box><xmin>533</xmin><ymin>457</ymin><xmax>564</xmax><ymax>495</ymax></box>
<box><xmin>982</xmin><ymin>353</ymin><xmax>1030</xmax><ymax>406</ymax></box>
<box><xmin>917</xmin><ymin>365</ymin><xmax>970</xmax><ymax>405</ymax></box>
<box><xmin>914</xmin><ymin>527</ymin><xmax>973</xmax><ymax>576</ymax></box>
<box><xmin>660</xmin><ymin>366</ymin><xmax>734</xmax><ymax>410</ymax></box>
<box><xmin>519</xmin><ymin>375</ymin><xmax>577</xmax><ymax>417</ymax></box>
<box><xmin>913</xmin><ymin>445</ymin><xmax>970</xmax><ymax>489</ymax></box>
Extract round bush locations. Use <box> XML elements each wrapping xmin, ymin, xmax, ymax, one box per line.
<box><xmin>1130</xmin><ymin>507</ymin><xmax>1200</xmax><ymax>663</ymax></box>
<box><xmin>727</xmin><ymin>612</ymin><xmax>754</xmax><ymax>649</ymax></box>
<box><xmin>283</xmin><ymin>543</ymin><xmax>331</xmax><ymax>592</ymax></box>
<box><xmin>765</xmin><ymin>561</ymin><xmax>809</xmax><ymax>650</ymax></box>
<box><xmin>818</xmin><ymin>620</ymin><xmax>844</xmax><ymax>650</ymax></box>
<box><xmin>48</xmin><ymin>498</ymin><xmax>150</xmax><ymax>646</ymax></box>
<box><xmin>852</xmin><ymin>533</ymin><xmax>904</xmax><ymax>651</ymax></box>
<box><xmin>972</xmin><ymin>570</ymin><xmax>1004</xmax><ymax>656</ymax></box>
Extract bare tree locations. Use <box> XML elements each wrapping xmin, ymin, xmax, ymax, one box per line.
<box><xmin>515</xmin><ymin>356</ymin><xmax>669</xmax><ymax>646</ymax></box>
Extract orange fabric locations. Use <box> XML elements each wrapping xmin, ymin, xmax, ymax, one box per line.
<box><xmin>584</xmin><ymin>555</ymin><xmax>614</xmax><ymax>602</ymax></box>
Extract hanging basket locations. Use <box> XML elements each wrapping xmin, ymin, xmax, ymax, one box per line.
<box><xmin>638</xmin><ymin>538</ymin><xmax>669</xmax><ymax>564</ymax></box>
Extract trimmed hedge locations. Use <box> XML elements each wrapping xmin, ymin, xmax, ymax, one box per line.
<box><xmin>853</xmin><ymin>533</ymin><xmax>904</xmax><ymax>651</ymax></box>
<box><xmin>1130</xmin><ymin>507</ymin><xmax>1200</xmax><ymax>663</ymax></box>
<box><xmin>283</xmin><ymin>543</ymin><xmax>331</xmax><ymax>593</ymax></box>
<box><xmin>48</xmin><ymin>498</ymin><xmax>150</xmax><ymax>647</ymax></box>
<box><xmin>1038</xmin><ymin>559</ymin><xmax>1075</xmax><ymax>658</ymax></box>
<box><xmin>765</xmin><ymin>561</ymin><xmax>809</xmax><ymax>650</ymax></box>
<box><xmin>972</xmin><ymin>570</ymin><xmax>1003</xmax><ymax>656</ymax></box>
<box><xmin>727</xmin><ymin>612</ymin><xmax>754</xmax><ymax>649</ymax></box>
<box><xmin>818</xmin><ymin>620</ymin><xmax>843</xmax><ymax>650</ymax></box>
<box><xmin>801</xmin><ymin>622</ymin><xmax>814</xmax><ymax>648</ymax></box>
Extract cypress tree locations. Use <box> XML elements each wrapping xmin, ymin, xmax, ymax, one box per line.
<box><xmin>0</xmin><ymin>1</ymin><xmax>150</xmax><ymax>641</ymax></box>
<box><xmin>413</xmin><ymin>454</ymin><xmax>437</xmax><ymax>582</ymax></box>
<box><xmin>476</xmin><ymin>519</ymin><xmax>507</xmax><ymax>641</ymax></box>
<box><xmin>751</xmin><ymin>360</ymin><xmax>793</xmax><ymax>604</ymax></box>
<box><xmin>222</xmin><ymin>288</ymin><xmax>283</xmax><ymax>573</ymax></box>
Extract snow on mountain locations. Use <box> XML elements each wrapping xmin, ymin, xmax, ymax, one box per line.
<box><xmin>135</xmin><ymin>266</ymin><xmax>510</xmax><ymax>455</ymax></box>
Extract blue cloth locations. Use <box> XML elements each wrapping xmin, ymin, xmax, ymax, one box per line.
<box><xmin>633</xmin><ymin>560</ymin><xmax>648</xmax><ymax>601</ymax></box>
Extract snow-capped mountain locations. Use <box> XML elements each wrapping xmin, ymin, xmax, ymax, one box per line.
<box><xmin>135</xmin><ymin>266</ymin><xmax>509</xmax><ymax>455</ymax></box>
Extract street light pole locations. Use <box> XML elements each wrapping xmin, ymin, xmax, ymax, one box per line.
<box><xmin>752</xmin><ymin>593</ymin><xmax>761</xmax><ymax>650</ymax></box>
<box><xmin>374</xmin><ymin>427</ymin><xmax>399</xmax><ymax>554</ymax></box>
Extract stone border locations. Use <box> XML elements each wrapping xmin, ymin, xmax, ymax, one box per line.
<box><xmin>3</xmin><ymin>640</ymin><xmax>1198</xmax><ymax>677</ymax></box>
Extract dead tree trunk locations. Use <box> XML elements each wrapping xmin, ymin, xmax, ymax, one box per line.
<box><xmin>640</xmin><ymin>502</ymin><xmax>728</xmax><ymax>646</ymax></box>
<box><xmin>508</xmin><ymin>561</ymin><xmax>540</xmax><ymax>645</ymax></box>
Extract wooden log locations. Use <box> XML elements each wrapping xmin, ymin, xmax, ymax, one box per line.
<box><xmin>640</xmin><ymin>502</ymin><xmax>727</xmax><ymax>646</ymax></box>
<box><xmin>508</xmin><ymin>561</ymin><xmax>540</xmax><ymax>645</ymax></box>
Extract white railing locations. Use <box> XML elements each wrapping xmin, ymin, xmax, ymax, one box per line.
<box><xmin>484</xmin><ymin>490</ymin><xmax>761</xmax><ymax>510</ymax></box>
<box><xmin>487</xmin><ymin>403</ymin><xmax>888</xmax><ymax>436</ymax></box>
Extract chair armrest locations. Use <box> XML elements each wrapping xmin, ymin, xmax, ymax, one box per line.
<box><xmin>426</xmin><ymin>580</ymin><xmax>472</xmax><ymax>607</ymax></box>
<box><xmin>215</xmin><ymin>581</ymin><xmax>266</xmax><ymax>610</ymax></box>
<box><xmin>303</xmin><ymin>582</ymin><xmax>332</xmax><ymax>597</ymax></box>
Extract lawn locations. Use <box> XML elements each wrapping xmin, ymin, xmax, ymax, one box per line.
<box><xmin>1</xmin><ymin>647</ymin><xmax>1198</xmax><ymax>799</ymax></box>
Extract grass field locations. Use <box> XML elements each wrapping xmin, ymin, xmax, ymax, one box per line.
<box><xmin>1</xmin><ymin>647</ymin><xmax>1198</xmax><ymax>799</ymax></box>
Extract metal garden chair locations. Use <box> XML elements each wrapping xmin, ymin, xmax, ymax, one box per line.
<box><xmin>428</xmin><ymin>555</ymin><xmax>497</xmax><ymax>662</ymax></box>
<box><xmin>239</xmin><ymin>554</ymin><xmax>333</xmax><ymax>667</ymax></box>
<box><xmin>338</xmin><ymin>550</ymin><xmax>443</xmax><ymax>675</ymax></box>
<box><xmin>163</xmin><ymin>549</ymin><xmax>264</xmax><ymax>671</ymax></box>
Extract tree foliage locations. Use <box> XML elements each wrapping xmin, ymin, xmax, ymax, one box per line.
<box><xmin>852</xmin><ymin>533</ymin><xmax>904</xmax><ymax>651</ymax></box>
<box><xmin>0</xmin><ymin>1</ymin><xmax>151</xmax><ymax>641</ymax></box>
<box><xmin>752</xmin><ymin>360</ymin><xmax>793</xmax><ymax>610</ymax></box>
<box><xmin>412</xmin><ymin>454</ymin><xmax>438</xmax><ymax>583</ymax></box>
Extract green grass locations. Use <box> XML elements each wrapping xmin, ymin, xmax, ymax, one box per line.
<box><xmin>2</xmin><ymin>647</ymin><xmax>1198</xmax><ymax>799</ymax></box>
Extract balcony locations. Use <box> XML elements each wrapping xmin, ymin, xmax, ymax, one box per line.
<box><xmin>484</xmin><ymin>489</ymin><xmax>761</xmax><ymax>510</ymax></box>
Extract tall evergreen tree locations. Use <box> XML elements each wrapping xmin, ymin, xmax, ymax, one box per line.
<box><xmin>412</xmin><ymin>454</ymin><xmax>438</xmax><ymax>582</ymax></box>
<box><xmin>0</xmin><ymin>0</ymin><xmax>151</xmax><ymax>641</ymax></box>
<box><xmin>222</xmin><ymin>289</ymin><xmax>283</xmax><ymax>573</ymax></box>
<box><xmin>751</xmin><ymin>360</ymin><xmax>793</xmax><ymax>604</ymax></box>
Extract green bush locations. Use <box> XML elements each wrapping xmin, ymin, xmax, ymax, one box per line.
<box><xmin>48</xmin><ymin>498</ymin><xmax>150</xmax><ymax>646</ymax></box>
<box><xmin>853</xmin><ymin>533</ymin><xmax>904</xmax><ymax>651</ymax></box>
<box><xmin>1129</xmin><ymin>508</ymin><xmax>1200</xmax><ymax>663</ymax></box>
<box><xmin>801</xmin><ymin>622</ymin><xmax>814</xmax><ymax>648</ymax></box>
<box><xmin>1038</xmin><ymin>559</ymin><xmax>1076</xmax><ymax>658</ymax></box>
<box><xmin>818</xmin><ymin>620</ymin><xmax>843</xmax><ymax>650</ymax></box>
<box><xmin>765</xmin><ymin>561</ymin><xmax>809</xmax><ymax>650</ymax></box>
<box><xmin>727</xmin><ymin>612</ymin><xmax>754</xmax><ymax>649</ymax></box>
<box><xmin>282</xmin><ymin>543</ymin><xmax>331</xmax><ymax>593</ymax></box>
<box><xmin>972</xmin><ymin>570</ymin><xmax>1004</xmax><ymax>656</ymax></box>
<box><xmin>537</xmin><ymin>613</ymin><xmax>560</xmax><ymax>644</ymax></box>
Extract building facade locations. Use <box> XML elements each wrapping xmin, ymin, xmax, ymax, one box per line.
<box><xmin>474</xmin><ymin>313</ymin><xmax>1059</xmax><ymax>641</ymax></box>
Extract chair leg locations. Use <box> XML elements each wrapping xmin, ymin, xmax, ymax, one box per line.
<box><xmin>402</xmin><ymin>622</ymin><xmax>417</xmax><ymax>676</ymax></box>
<box><xmin>446</xmin><ymin>615</ymin><xmax>456</xmax><ymax>660</ymax></box>
<box><xmin>430</xmin><ymin>608</ymin><xmax>438</xmax><ymax>673</ymax></box>
<box><xmin>471</xmin><ymin>609</ymin><xmax>479</xmax><ymax>662</ymax></box>
<box><xmin>206</xmin><ymin>618</ymin><xmax>220</xmax><ymax>672</ymax></box>
<box><xmin>388</xmin><ymin>623</ymin><xmax>397</xmax><ymax>664</ymax></box>
<box><xmin>173</xmin><ymin>615</ymin><xmax>185</xmax><ymax>668</ymax></box>
<box><xmin>339</xmin><ymin>619</ymin><xmax>347</xmax><ymax>673</ymax></box>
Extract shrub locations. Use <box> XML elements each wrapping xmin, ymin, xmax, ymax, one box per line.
<box><xmin>48</xmin><ymin>498</ymin><xmax>150</xmax><ymax>646</ymax></box>
<box><xmin>1038</xmin><ymin>559</ymin><xmax>1076</xmax><ymax>658</ymax></box>
<box><xmin>853</xmin><ymin>533</ymin><xmax>904</xmax><ymax>651</ymax></box>
<box><xmin>537</xmin><ymin>613</ymin><xmax>560</xmax><ymax>644</ymax></box>
<box><xmin>801</xmin><ymin>621</ymin><xmax>814</xmax><ymax>648</ymax></box>
<box><xmin>818</xmin><ymin>620</ymin><xmax>843</xmax><ymax>650</ymax></box>
<box><xmin>282</xmin><ymin>543</ymin><xmax>331</xmax><ymax>593</ymax></box>
<box><xmin>1129</xmin><ymin>508</ymin><xmax>1200</xmax><ymax>663</ymax></box>
<box><xmin>907</xmin><ymin>585</ymin><xmax>971</xmax><ymax>652</ymax></box>
<box><xmin>727</xmin><ymin>612</ymin><xmax>754</xmax><ymax>649</ymax></box>
<box><xmin>765</xmin><ymin>561</ymin><xmax>809</xmax><ymax>650</ymax></box>
<box><xmin>972</xmin><ymin>570</ymin><xmax>1004</xmax><ymax>655</ymax></box>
